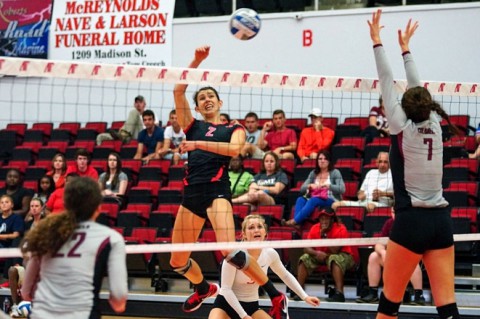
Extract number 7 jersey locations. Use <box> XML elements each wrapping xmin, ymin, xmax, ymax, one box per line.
<box><xmin>373</xmin><ymin>45</ymin><xmax>448</xmax><ymax>209</ymax></box>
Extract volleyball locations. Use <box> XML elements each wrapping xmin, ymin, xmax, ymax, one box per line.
<box><xmin>17</xmin><ymin>301</ymin><xmax>32</xmax><ymax>316</ymax></box>
<box><xmin>229</xmin><ymin>8</ymin><xmax>261</xmax><ymax>40</ymax></box>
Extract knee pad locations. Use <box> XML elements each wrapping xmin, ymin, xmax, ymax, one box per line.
<box><xmin>225</xmin><ymin>250</ymin><xmax>250</xmax><ymax>270</ymax></box>
<box><xmin>378</xmin><ymin>292</ymin><xmax>401</xmax><ymax>317</ymax></box>
<box><xmin>437</xmin><ymin>303</ymin><xmax>460</xmax><ymax>319</ymax></box>
<box><xmin>172</xmin><ymin>258</ymin><xmax>192</xmax><ymax>275</ymax></box>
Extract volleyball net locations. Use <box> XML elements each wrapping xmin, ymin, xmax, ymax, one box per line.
<box><xmin>1</xmin><ymin>56</ymin><xmax>479</xmax><ymax>128</ymax></box>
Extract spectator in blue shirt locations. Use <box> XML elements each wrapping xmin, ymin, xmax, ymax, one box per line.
<box><xmin>134</xmin><ymin>110</ymin><xmax>164</xmax><ymax>163</ymax></box>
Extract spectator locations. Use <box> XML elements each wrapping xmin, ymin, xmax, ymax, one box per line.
<box><xmin>65</xmin><ymin>148</ymin><xmax>99</xmax><ymax>180</ymax></box>
<box><xmin>332</xmin><ymin>152</ymin><xmax>393</xmax><ymax>213</ymax></box>
<box><xmin>468</xmin><ymin>123</ymin><xmax>480</xmax><ymax>159</ymax></box>
<box><xmin>232</xmin><ymin>151</ymin><xmax>288</xmax><ymax>208</ymax></box>
<box><xmin>0</xmin><ymin>195</ymin><xmax>24</xmax><ymax>249</ymax></box>
<box><xmin>283</xmin><ymin>151</ymin><xmax>345</xmax><ymax>227</ymax></box>
<box><xmin>96</xmin><ymin>95</ymin><xmax>147</xmax><ymax>145</ymax></box>
<box><xmin>220</xmin><ymin>113</ymin><xmax>231</xmax><ymax>124</ymax></box>
<box><xmin>243</xmin><ymin>109</ymin><xmax>297</xmax><ymax>160</ymax></box>
<box><xmin>34</xmin><ymin>175</ymin><xmax>55</xmax><ymax>205</ymax></box>
<box><xmin>228</xmin><ymin>156</ymin><xmax>254</xmax><ymax>199</ymax></box>
<box><xmin>98</xmin><ymin>152</ymin><xmax>128</xmax><ymax>203</ymax></box>
<box><xmin>46</xmin><ymin>153</ymin><xmax>67</xmax><ymax>189</ymax></box>
<box><xmin>133</xmin><ymin>110</ymin><xmax>164</xmax><ymax>163</ymax></box>
<box><xmin>356</xmin><ymin>209</ymin><xmax>425</xmax><ymax>305</ymax></box>
<box><xmin>0</xmin><ymin>194</ymin><xmax>25</xmax><ymax>281</ymax></box>
<box><xmin>0</xmin><ymin>169</ymin><xmax>33</xmax><ymax>218</ymax></box>
<box><xmin>240</xmin><ymin>112</ymin><xmax>262</xmax><ymax>158</ymax></box>
<box><xmin>24</xmin><ymin>197</ymin><xmax>45</xmax><ymax>230</ymax></box>
<box><xmin>293</xmin><ymin>207</ymin><xmax>355</xmax><ymax>302</ymax></box>
<box><xmin>158</xmin><ymin>110</ymin><xmax>188</xmax><ymax>165</ymax></box>
<box><xmin>297</xmin><ymin>108</ymin><xmax>335</xmax><ymax>162</ymax></box>
<box><xmin>8</xmin><ymin>198</ymin><xmax>44</xmax><ymax>317</ymax></box>
<box><xmin>45</xmin><ymin>173</ymin><xmax>79</xmax><ymax>216</ymax></box>
<box><xmin>361</xmin><ymin>96</ymin><xmax>390</xmax><ymax>144</ymax></box>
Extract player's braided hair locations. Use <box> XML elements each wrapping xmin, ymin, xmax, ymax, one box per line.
<box><xmin>401</xmin><ymin>86</ymin><xmax>460</xmax><ymax>136</ymax></box>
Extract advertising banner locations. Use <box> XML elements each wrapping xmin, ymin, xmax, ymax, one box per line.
<box><xmin>49</xmin><ymin>0</ymin><xmax>175</xmax><ymax>66</ymax></box>
<box><xmin>0</xmin><ymin>0</ymin><xmax>52</xmax><ymax>58</ymax></box>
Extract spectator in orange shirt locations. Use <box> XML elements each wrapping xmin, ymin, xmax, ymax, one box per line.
<box><xmin>65</xmin><ymin>148</ymin><xmax>99</xmax><ymax>180</ymax></box>
<box><xmin>297</xmin><ymin>108</ymin><xmax>335</xmax><ymax>162</ymax></box>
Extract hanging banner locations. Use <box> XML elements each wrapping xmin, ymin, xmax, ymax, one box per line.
<box><xmin>0</xmin><ymin>0</ymin><xmax>52</xmax><ymax>58</ymax></box>
<box><xmin>49</xmin><ymin>0</ymin><xmax>175</xmax><ymax>66</ymax></box>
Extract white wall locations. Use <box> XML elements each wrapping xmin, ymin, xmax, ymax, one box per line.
<box><xmin>172</xmin><ymin>3</ymin><xmax>480</xmax><ymax>83</ymax></box>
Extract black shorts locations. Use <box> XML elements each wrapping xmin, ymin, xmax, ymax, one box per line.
<box><xmin>212</xmin><ymin>294</ymin><xmax>260</xmax><ymax>319</ymax></box>
<box><xmin>182</xmin><ymin>182</ymin><xmax>232</xmax><ymax>219</ymax></box>
<box><xmin>390</xmin><ymin>206</ymin><xmax>454</xmax><ymax>254</ymax></box>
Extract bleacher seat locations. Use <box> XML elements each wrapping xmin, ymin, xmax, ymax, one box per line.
<box><xmin>344</xmin><ymin>117</ymin><xmax>369</xmax><ymax>131</ymax></box>
<box><xmin>32</xmin><ymin>122</ymin><xmax>53</xmax><ymax>138</ymax></box>
<box><xmin>50</xmin><ymin>129</ymin><xmax>73</xmax><ymax>143</ymax></box>
<box><xmin>363</xmin><ymin>207</ymin><xmax>391</xmax><ymax>237</ymax></box>
<box><xmin>0</xmin><ymin>130</ymin><xmax>18</xmax><ymax>161</ymax></box>
<box><xmin>343</xmin><ymin>181</ymin><xmax>360</xmax><ymax>201</ymax></box>
<box><xmin>23</xmin><ymin>129</ymin><xmax>47</xmax><ymax>143</ymax></box>
<box><xmin>256</xmin><ymin>205</ymin><xmax>284</xmax><ymax>226</ymax></box>
<box><xmin>333</xmin><ymin>124</ymin><xmax>361</xmax><ymax>144</ymax></box>
<box><xmin>85</xmin><ymin>121</ymin><xmax>108</xmax><ymax>133</ymax></box>
<box><xmin>446</xmin><ymin>158</ymin><xmax>479</xmax><ymax>181</ymax></box>
<box><xmin>45</xmin><ymin>141</ymin><xmax>69</xmax><ymax>154</ymax></box>
<box><xmin>99</xmin><ymin>201</ymin><xmax>121</xmax><ymax>226</ymax></box>
<box><xmin>99</xmin><ymin>140</ymin><xmax>122</xmax><ymax>153</ymax></box>
<box><xmin>6</xmin><ymin>123</ymin><xmax>27</xmax><ymax>138</ymax></box>
<box><xmin>322</xmin><ymin>117</ymin><xmax>338</xmax><ymax>131</ymax></box>
<box><xmin>335</xmin><ymin>206</ymin><xmax>365</xmax><ymax>231</ymax></box>
<box><xmin>442</xmin><ymin>166</ymin><xmax>469</xmax><ymax>189</ymax></box>
<box><xmin>58</xmin><ymin>122</ymin><xmax>81</xmax><ymax>137</ymax></box>
<box><xmin>445</xmin><ymin>181</ymin><xmax>478</xmax><ymax>206</ymax></box>
<box><xmin>24</xmin><ymin>167</ymin><xmax>47</xmax><ymax>181</ymax></box>
<box><xmin>149</xmin><ymin>211</ymin><xmax>174</xmax><ymax>237</ymax></box>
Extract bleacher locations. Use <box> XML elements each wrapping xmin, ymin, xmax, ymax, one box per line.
<box><xmin>1</xmin><ymin>116</ymin><xmax>478</xmax><ymax>276</ymax></box>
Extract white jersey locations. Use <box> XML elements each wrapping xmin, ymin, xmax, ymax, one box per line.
<box><xmin>374</xmin><ymin>46</ymin><xmax>448</xmax><ymax>209</ymax></box>
<box><xmin>219</xmin><ymin>248</ymin><xmax>307</xmax><ymax>319</ymax></box>
<box><xmin>31</xmin><ymin>221</ymin><xmax>128</xmax><ymax>319</ymax></box>
<box><xmin>163</xmin><ymin>125</ymin><xmax>186</xmax><ymax>148</ymax></box>
<box><xmin>361</xmin><ymin>169</ymin><xmax>393</xmax><ymax>205</ymax></box>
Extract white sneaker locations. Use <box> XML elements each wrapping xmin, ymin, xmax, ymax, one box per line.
<box><xmin>10</xmin><ymin>304</ymin><xmax>26</xmax><ymax>318</ymax></box>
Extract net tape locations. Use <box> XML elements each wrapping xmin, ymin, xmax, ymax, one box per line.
<box><xmin>1</xmin><ymin>233</ymin><xmax>478</xmax><ymax>258</ymax></box>
<box><xmin>0</xmin><ymin>57</ymin><xmax>479</xmax><ymax>96</ymax></box>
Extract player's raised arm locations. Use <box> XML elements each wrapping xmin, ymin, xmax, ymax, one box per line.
<box><xmin>398</xmin><ymin>19</ymin><xmax>421</xmax><ymax>88</ymax></box>
<box><xmin>174</xmin><ymin>46</ymin><xmax>211</xmax><ymax>129</ymax></box>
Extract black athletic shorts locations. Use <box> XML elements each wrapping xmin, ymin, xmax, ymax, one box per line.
<box><xmin>182</xmin><ymin>182</ymin><xmax>232</xmax><ymax>219</ymax></box>
<box><xmin>212</xmin><ymin>294</ymin><xmax>261</xmax><ymax>319</ymax></box>
<box><xmin>390</xmin><ymin>206</ymin><xmax>454</xmax><ymax>254</ymax></box>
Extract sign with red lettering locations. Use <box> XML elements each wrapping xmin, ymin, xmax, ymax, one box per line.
<box><xmin>49</xmin><ymin>0</ymin><xmax>174</xmax><ymax>65</ymax></box>
<box><xmin>0</xmin><ymin>0</ymin><xmax>52</xmax><ymax>58</ymax></box>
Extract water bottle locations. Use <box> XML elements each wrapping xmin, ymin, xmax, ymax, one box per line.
<box><xmin>3</xmin><ymin>297</ymin><xmax>11</xmax><ymax>314</ymax></box>
<box><xmin>151</xmin><ymin>265</ymin><xmax>160</xmax><ymax>288</ymax></box>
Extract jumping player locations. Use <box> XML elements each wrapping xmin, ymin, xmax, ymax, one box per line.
<box><xmin>21</xmin><ymin>177</ymin><xmax>128</xmax><ymax>319</ymax></box>
<box><xmin>170</xmin><ymin>45</ymin><xmax>289</xmax><ymax>319</ymax></box>
<box><xmin>368</xmin><ymin>10</ymin><xmax>460</xmax><ymax>319</ymax></box>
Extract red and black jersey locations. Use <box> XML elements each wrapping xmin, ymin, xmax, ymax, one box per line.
<box><xmin>184</xmin><ymin>119</ymin><xmax>244</xmax><ymax>185</ymax></box>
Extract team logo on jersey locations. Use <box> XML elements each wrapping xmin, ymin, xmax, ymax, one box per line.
<box><xmin>205</xmin><ymin>126</ymin><xmax>216</xmax><ymax>137</ymax></box>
